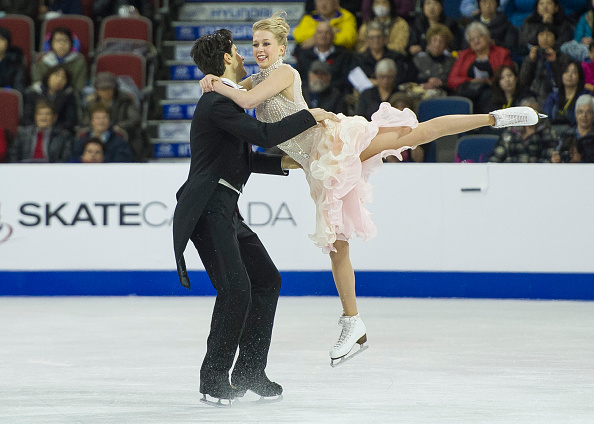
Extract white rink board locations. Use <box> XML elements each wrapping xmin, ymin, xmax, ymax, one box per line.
<box><xmin>1</xmin><ymin>163</ymin><xmax>594</xmax><ymax>272</ymax></box>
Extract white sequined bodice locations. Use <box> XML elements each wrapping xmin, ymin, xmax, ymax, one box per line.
<box><xmin>250</xmin><ymin>58</ymin><xmax>322</xmax><ymax>167</ymax></box>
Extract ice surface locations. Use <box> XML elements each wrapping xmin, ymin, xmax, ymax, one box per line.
<box><xmin>1</xmin><ymin>296</ymin><xmax>593</xmax><ymax>423</ymax></box>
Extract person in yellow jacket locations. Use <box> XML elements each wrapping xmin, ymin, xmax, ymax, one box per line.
<box><xmin>293</xmin><ymin>0</ymin><xmax>358</xmax><ymax>50</ymax></box>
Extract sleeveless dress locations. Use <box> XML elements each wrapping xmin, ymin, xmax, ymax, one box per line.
<box><xmin>250</xmin><ymin>59</ymin><xmax>419</xmax><ymax>253</ymax></box>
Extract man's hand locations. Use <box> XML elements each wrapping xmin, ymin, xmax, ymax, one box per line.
<box><xmin>308</xmin><ymin>108</ymin><xmax>340</xmax><ymax>123</ymax></box>
<box><xmin>281</xmin><ymin>155</ymin><xmax>302</xmax><ymax>169</ymax></box>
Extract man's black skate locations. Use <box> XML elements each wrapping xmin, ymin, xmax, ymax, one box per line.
<box><xmin>199</xmin><ymin>379</ymin><xmax>234</xmax><ymax>407</ymax></box>
<box><xmin>231</xmin><ymin>372</ymin><xmax>283</xmax><ymax>403</ymax></box>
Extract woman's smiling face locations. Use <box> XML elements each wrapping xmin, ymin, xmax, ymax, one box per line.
<box><xmin>252</xmin><ymin>30</ymin><xmax>285</xmax><ymax>69</ymax></box>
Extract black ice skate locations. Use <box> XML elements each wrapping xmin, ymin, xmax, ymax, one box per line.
<box><xmin>231</xmin><ymin>372</ymin><xmax>283</xmax><ymax>404</ymax></box>
<box><xmin>199</xmin><ymin>380</ymin><xmax>234</xmax><ymax>407</ymax></box>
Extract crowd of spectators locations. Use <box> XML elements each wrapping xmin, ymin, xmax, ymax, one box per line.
<box><xmin>0</xmin><ymin>0</ymin><xmax>156</xmax><ymax>163</ymax></box>
<box><xmin>2</xmin><ymin>0</ymin><xmax>594</xmax><ymax>163</ymax></box>
<box><xmin>290</xmin><ymin>0</ymin><xmax>594</xmax><ymax>162</ymax></box>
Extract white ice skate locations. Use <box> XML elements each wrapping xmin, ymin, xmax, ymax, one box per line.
<box><xmin>329</xmin><ymin>314</ymin><xmax>368</xmax><ymax>367</ymax></box>
<box><xmin>490</xmin><ymin>106</ymin><xmax>547</xmax><ymax>129</ymax></box>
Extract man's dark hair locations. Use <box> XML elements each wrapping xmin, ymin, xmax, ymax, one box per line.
<box><xmin>50</xmin><ymin>27</ymin><xmax>74</xmax><ymax>46</ymax></box>
<box><xmin>42</xmin><ymin>64</ymin><xmax>71</xmax><ymax>89</ymax></box>
<box><xmin>190</xmin><ymin>29</ymin><xmax>233</xmax><ymax>76</ymax></box>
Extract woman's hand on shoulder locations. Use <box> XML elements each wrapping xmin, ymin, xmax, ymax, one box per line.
<box><xmin>199</xmin><ymin>74</ymin><xmax>220</xmax><ymax>93</ymax></box>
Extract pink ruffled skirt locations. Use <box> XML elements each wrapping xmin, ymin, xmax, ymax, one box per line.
<box><xmin>305</xmin><ymin>102</ymin><xmax>419</xmax><ymax>253</ymax></box>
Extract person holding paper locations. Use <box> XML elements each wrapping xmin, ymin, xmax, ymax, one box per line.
<box><xmin>200</xmin><ymin>13</ymin><xmax>545</xmax><ymax>367</ymax></box>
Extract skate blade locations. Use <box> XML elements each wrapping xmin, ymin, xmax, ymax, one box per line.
<box><xmin>200</xmin><ymin>394</ymin><xmax>233</xmax><ymax>407</ymax></box>
<box><xmin>234</xmin><ymin>393</ymin><xmax>283</xmax><ymax>406</ymax></box>
<box><xmin>330</xmin><ymin>343</ymin><xmax>369</xmax><ymax>368</ymax></box>
<box><xmin>538</xmin><ymin>113</ymin><xmax>548</xmax><ymax>119</ymax></box>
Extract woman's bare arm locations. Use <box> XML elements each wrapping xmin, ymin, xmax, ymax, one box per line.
<box><xmin>210</xmin><ymin>65</ymin><xmax>294</xmax><ymax>109</ymax></box>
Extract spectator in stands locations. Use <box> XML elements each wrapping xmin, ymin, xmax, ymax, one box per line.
<box><xmin>83</xmin><ymin>72</ymin><xmax>147</xmax><ymax>160</ymax></box>
<box><xmin>0</xmin><ymin>126</ymin><xmax>10</xmax><ymax>162</ymax></box>
<box><xmin>304</xmin><ymin>0</ymin><xmax>364</xmax><ymax>25</ymax></box>
<box><xmin>551</xmin><ymin>132</ymin><xmax>587</xmax><ymax>161</ymax></box>
<box><xmin>544</xmin><ymin>59</ymin><xmax>588</xmax><ymax>127</ymax></box>
<box><xmin>553</xmin><ymin>93</ymin><xmax>594</xmax><ymax>160</ymax></box>
<box><xmin>39</xmin><ymin>0</ymin><xmax>82</xmax><ymax>17</ymax></box>
<box><xmin>293</xmin><ymin>0</ymin><xmax>358</xmax><ymax>50</ymax></box>
<box><xmin>0</xmin><ymin>27</ymin><xmax>26</xmax><ymax>94</ymax></box>
<box><xmin>79</xmin><ymin>137</ymin><xmax>105</xmax><ymax>163</ymax></box>
<box><xmin>466</xmin><ymin>0</ymin><xmax>519</xmax><ymax>53</ymax></box>
<box><xmin>573</xmin><ymin>0</ymin><xmax>594</xmax><ymax>46</ymax></box>
<box><xmin>519</xmin><ymin>0</ymin><xmax>574</xmax><ymax>51</ymax></box>
<box><xmin>32</xmin><ymin>27</ymin><xmax>87</xmax><ymax>92</ymax></box>
<box><xmin>0</xmin><ymin>1</ymin><xmax>38</xmax><ymax>20</ymax></box>
<box><xmin>355</xmin><ymin>21</ymin><xmax>417</xmax><ymax>85</ymax></box>
<box><xmin>408</xmin><ymin>0</ymin><xmax>462</xmax><ymax>56</ymax></box>
<box><xmin>489</xmin><ymin>64</ymin><xmax>527</xmax><ymax>110</ymax></box>
<box><xmin>23</xmin><ymin>64</ymin><xmax>78</xmax><ymax>134</ymax></box>
<box><xmin>356</xmin><ymin>58</ymin><xmax>401</xmax><ymax>120</ymax></box>
<box><xmin>73</xmin><ymin>103</ymin><xmax>134</xmax><ymax>163</ymax></box>
<box><xmin>302</xmin><ymin>60</ymin><xmax>344</xmax><ymax>113</ymax></box>
<box><xmin>294</xmin><ymin>21</ymin><xmax>354</xmax><ymax>97</ymax></box>
<box><xmin>581</xmin><ymin>40</ymin><xmax>594</xmax><ymax>91</ymax></box>
<box><xmin>412</xmin><ymin>24</ymin><xmax>456</xmax><ymax>97</ymax></box>
<box><xmin>519</xmin><ymin>23</ymin><xmax>569</xmax><ymax>106</ymax></box>
<box><xmin>362</xmin><ymin>0</ymin><xmax>415</xmax><ymax>23</ymax></box>
<box><xmin>93</xmin><ymin>0</ymin><xmax>154</xmax><ymax>20</ymax></box>
<box><xmin>489</xmin><ymin>97</ymin><xmax>557</xmax><ymax>162</ymax></box>
<box><xmin>9</xmin><ymin>99</ymin><xmax>72</xmax><ymax>163</ymax></box>
<box><xmin>355</xmin><ymin>0</ymin><xmax>410</xmax><ymax>54</ymax></box>
<box><xmin>448</xmin><ymin>22</ymin><xmax>514</xmax><ymax>113</ymax></box>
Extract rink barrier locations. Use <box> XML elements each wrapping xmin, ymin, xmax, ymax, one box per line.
<box><xmin>1</xmin><ymin>271</ymin><xmax>593</xmax><ymax>299</ymax></box>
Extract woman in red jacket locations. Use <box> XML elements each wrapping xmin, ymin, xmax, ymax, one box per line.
<box><xmin>448</xmin><ymin>21</ymin><xmax>514</xmax><ymax>113</ymax></box>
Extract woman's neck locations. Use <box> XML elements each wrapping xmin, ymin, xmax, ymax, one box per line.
<box><xmin>565</xmin><ymin>86</ymin><xmax>577</xmax><ymax>100</ymax></box>
<box><xmin>370</xmin><ymin>48</ymin><xmax>384</xmax><ymax>60</ymax></box>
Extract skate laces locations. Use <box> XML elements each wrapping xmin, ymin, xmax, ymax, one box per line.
<box><xmin>333</xmin><ymin>316</ymin><xmax>356</xmax><ymax>348</ymax></box>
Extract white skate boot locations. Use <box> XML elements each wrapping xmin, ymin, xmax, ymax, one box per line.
<box><xmin>490</xmin><ymin>106</ymin><xmax>547</xmax><ymax>128</ymax></box>
<box><xmin>329</xmin><ymin>314</ymin><xmax>368</xmax><ymax>367</ymax></box>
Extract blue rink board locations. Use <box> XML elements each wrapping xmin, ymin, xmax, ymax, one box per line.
<box><xmin>1</xmin><ymin>271</ymin><xmax>593</xmax><ymax>299</ymax></box>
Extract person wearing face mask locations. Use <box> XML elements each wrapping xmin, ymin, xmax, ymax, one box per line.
<box><xmin>355</xmin><ymin>0</ymin><xmax>411</xmax><ymax>54</ymax></box>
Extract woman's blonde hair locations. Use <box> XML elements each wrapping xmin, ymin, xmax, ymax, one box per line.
<box><xmin>253</xmin><ymin>12</ymin><xmax>290</xmax><ymax>48</ymax></box>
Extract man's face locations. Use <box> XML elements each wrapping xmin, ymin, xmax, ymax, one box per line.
<box><xmin>377</xmin><ymin>71</ymin><xmax>396</xmax><ymax>90</ymax></box>
<box><xmin>231</xmin><ymin>44</ymin><xmax>247</xmax><ymax>79</ymax></box>
<box><xmin>91</xmin><ymin>111</ymin><xmax>111</xmax><ymax>134</ymax></box>
<box><xmin>81</xmin><ymin>143</ymin><xmax>104</xmax><ymax>163</ymax></box>
<box><xmin>308</xmin><ymin>71</ymin><xmax>331</xmax><ymax>93</ymax></box>
<box><xmin>479</xmin><ymin>0</ymin><xmax>498</xmax><ymax>18</ymax></box>
<box><xmin>34</xmin><ymin>107</ymin><xmax>56</xmax><ymax>129</ymax></box>
<box><xmin>316</xmin><ymin>0</ymin><xmax>338</xmax><ymax>18</ymax></box>
<box><xmin>367</xmin><ymin>29</ymin><xmax>386</xmax><ymax>51</ymax></box>
<box><xmin>314</xmin><ymin>22</ymin><xmax>334</xmax><ymax>49</ymax></box>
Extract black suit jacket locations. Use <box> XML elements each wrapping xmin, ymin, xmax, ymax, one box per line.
<box><xmin>173</xmin><ymin>91</ymin><xmax>317</xmax><ymax>288</ymax></box>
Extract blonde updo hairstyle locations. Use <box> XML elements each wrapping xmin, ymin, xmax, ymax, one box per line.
<box><xmin>253</xmin><ymin>12</ymin><xmax>290</xmax><ymax>55</ymax></box>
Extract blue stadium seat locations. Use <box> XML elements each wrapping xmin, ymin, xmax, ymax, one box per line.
<box><xmin>417</xmin><ymin>96</ymin><xmax>473</xmax><ymax>162</ymax></box>
<box><xmin>455</xmin><ymin>134</ymin><xmax>499</xmax><ymax>163</ymax></box>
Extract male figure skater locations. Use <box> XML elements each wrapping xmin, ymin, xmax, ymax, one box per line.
<box><xmin>172</xmin><ymin>29</ymin><xmax>337</xmax><ymax>406</ymax></box>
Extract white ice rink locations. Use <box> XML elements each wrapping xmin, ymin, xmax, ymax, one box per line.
<box><xmin>1</xmin><ymin>296</ymin><xmax>593</xmax><ymax>424</ymax></box>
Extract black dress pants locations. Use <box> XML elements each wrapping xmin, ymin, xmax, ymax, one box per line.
<box><xmin>190</xmin><ymin>185</ymin><xmax>282</xmax><ymax>387</ymax></box>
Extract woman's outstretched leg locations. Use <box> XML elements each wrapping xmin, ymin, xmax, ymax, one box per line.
<box><xmin>359</xmin><ymin>106</ymin><xmax>542</xmax><ymax>162</ymax></box>
<box><xmin>360</xmin><ymin>114</ymin><xmax>494</xmax><ymax>162</ymax></box>
<box><xmin>329</xmin><ymin>240</ymin><xmax>367</xmax><ymax>364</ymax></box>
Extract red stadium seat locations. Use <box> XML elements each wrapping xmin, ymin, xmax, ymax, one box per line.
<box><xmin>41</xmin><ymin>15</ymin><xmax>94</xmax><ymax>62</ymax></box>
<box><xmin>99</xmin><ymin>16</ymin><xmax>153</xmax><ymax>44</ymax></box>
<box><xmin>0</xmin><ymin>88</ymin><xmax>23</xmax><ymax>138</ymax></box>
<box><xmin>94</xmin><ymin>52</ymin><xmax>147</xmax><ymax>90</ymax></box>
<box><xmin>0</xmin><ymin>14</ymin><xmax>35</xmax><ymax>71</ymax></box>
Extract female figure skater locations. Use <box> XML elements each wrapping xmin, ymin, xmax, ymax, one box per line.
<box><xmin>200</xmin><ymin>14</ymin><xmax>543</xmax><ymax>365</ymax></box>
